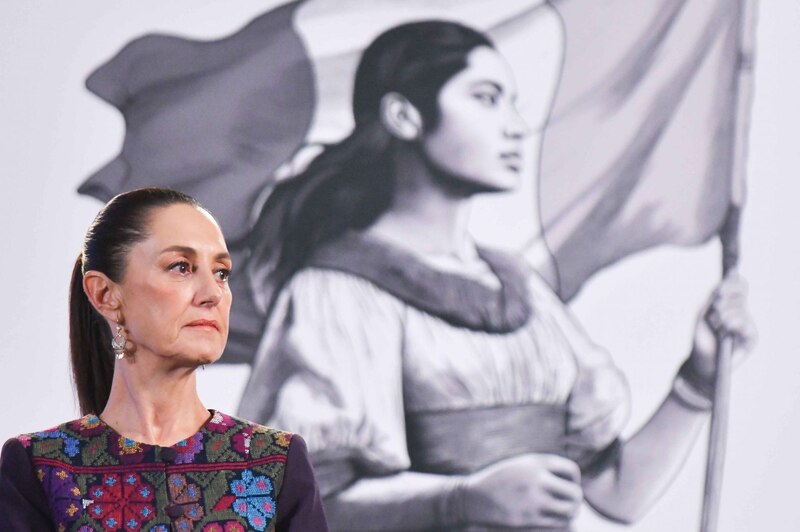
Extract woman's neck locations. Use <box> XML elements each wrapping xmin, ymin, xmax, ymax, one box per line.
<box><xmin>100</xmin><ymin>356</ymin><xmax>209</xmax><ymax>446</ymax></box>
<box><xmin>369</xmin><ymin>146</ymin><xmax>474</xmax><ymax>257</ymax></box>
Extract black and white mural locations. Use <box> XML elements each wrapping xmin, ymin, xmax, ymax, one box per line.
<box><xmin>2</xmin><ymin>1</ymin><xmax>798</xmax><ymax>530</ymax></box>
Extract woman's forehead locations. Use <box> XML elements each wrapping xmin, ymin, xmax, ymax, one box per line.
<box><xmin>141</xmin><ymin>204</ymin><xmax>227</xmax><ymax>253</ymax></box>
<box><xmin>453</xmin><ymin>46</ymin><xmax>517</xmax><ymax>93</ymax></box>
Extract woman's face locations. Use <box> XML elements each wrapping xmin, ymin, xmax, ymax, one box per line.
<box><xmin>116</xmin><ymin>204</ymin><xmax>232</xmax><ymax>366</ymax></box>
<box><xmin>421</xmin><ymin>45</ymin><xmax>529</xmax><ymax>192</ymax></box>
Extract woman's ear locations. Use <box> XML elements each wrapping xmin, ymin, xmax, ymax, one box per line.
<box><xmin>379</xmin><ymin>92</ymin><xmax>424</xmax><ymax>141</ymax></box>
<box><xmin>83</xmin><ymin>271</ymin><xmax>122</xmax><ymax>323</ymax></box>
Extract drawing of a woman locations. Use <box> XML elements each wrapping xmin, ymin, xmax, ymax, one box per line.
<box><xmin>233</xmin><ymin>21</ymin><xmax>754</xmax><ymax>531</ymax></box>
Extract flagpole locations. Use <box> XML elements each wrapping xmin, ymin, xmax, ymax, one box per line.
<box><xmin>699</xmin><ymin>0</ymin><xmax>757</xmax><ymax>530</ymax></box>
<box><xmin>700</xmin><ymin>206</ymin><xmax>740</xmax><ymax>532</ymax></box>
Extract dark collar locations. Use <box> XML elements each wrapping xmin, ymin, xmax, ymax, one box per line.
<box><xmin>306</xmin><ymin>232</ymin><xmax>532</xmax><ymax>333</ymax></box>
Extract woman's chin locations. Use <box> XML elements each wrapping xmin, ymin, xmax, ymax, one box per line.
<box><xmin>465</xmin><ymin>168</ymin><xmax>521</xmax><ymax>193</ymax></box>
<box><xmin>196</xmin><ymin>350</ymin><xmax>224</xmax><ymax>366</ymax></box>
<box><xmin>170</xmin><ymin>343</ymin><xmax>225</xmax><ymax>367</ymax></box>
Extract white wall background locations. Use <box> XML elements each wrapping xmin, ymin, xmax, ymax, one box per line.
<box><xmin>1</xmin><ymin>2</ymin><xmax>797</xmax><ymax>531</ymax></box>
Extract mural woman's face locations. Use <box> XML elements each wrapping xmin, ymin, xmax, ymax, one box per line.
<box><xmin>421</xmin><ymin>45</ymin><xmax>530</xmax><ymax>192</ymax></box>
<box><xmin>116</xmin><ymin>204</ymin><xmax>232</xmax><ymax>367</ymax></box>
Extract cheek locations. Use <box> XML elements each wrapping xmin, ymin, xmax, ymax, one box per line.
<box><xmin>126</xmin><ymin>284</ymin><xmax>188</xmax><ymax>340</ymax></box>
<box><xmin>429</xmin><ymin>100</ymin><xmax>502</xmax><ymax>165</ymax></box>
<box><xmin>425</xmin><ymin>126</ymin><xmax>495</xmax><ymax>177</ymax></box>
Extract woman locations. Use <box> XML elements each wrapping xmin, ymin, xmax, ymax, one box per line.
<box><xmin>0</xmin><ymin>188</ymin><xmax>329</xmax><ymax>531</ymax></box>
<box><xmin>237</xmin><ymin>22</ymin><xmax>756</xmax><ymax>530</ymax></box>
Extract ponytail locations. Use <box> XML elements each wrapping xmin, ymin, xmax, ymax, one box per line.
<box><xmin>246</xmin><ymin>121</ymin><xmax>395</xmax><ymax>312</ymax></box>
<box><xmin>69</xmin><ymin>256</ymin><xmax>114</xmax><ymax>415</ymax></box>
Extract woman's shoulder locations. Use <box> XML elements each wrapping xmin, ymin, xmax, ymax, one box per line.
<box><xmin>211</xmin><ymin>411</ymin><xmax>291</xmax><ymax>438</ymax></box>
<box><xmin>212</xmin><ymin>411</ymin><xmax>296</xmax><ymax>459</ymax></box>
<box><xmin>287</xmin><ymin>259</ymin><xmax>402</xmax><ymax>299</ymax></box>
<box><xmin>275</xmin><ymin>264</ymin><xmax>407</xmax><ymax>323</ymax></box>
<box><xmin>0</xmin><ymin>416</ymin><xmax>106</xmax><ymax>474</ymax></box>
<box><xmin>9</xmin><ymin>415</ymin><xmax>102</xmax><ymax>452</ymax></box>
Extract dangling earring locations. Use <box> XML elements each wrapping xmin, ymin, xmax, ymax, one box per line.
<box><xmin>111</xmin><ymin>323</ymin><xmax>126</xmax><ymax>360</ymax></box>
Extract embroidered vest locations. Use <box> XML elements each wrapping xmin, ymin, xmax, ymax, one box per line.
<box><xmin>18</xmin><ymin>411</ymin><xmax>291</xmax><ymax>532</ymax></box>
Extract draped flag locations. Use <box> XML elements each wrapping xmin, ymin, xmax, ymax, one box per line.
<box><xmin>79</xmin><ymin>0</ymin><xmax>754</xmax><ymax>361</ymax></box>
<box><xmin>80</xmin><ymin>1</ymin><xmax>315</xmax><ymax>244</ymax></box>
<box><xmin>540</xmin><ymin>0</ymin><xmax>754</xmax><ymax>299</ymax></box>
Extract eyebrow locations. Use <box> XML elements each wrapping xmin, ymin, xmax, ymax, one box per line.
<box><xmin>159</xmin><ymin>245</ymin><xmax>231</xmax><ymax>262</ymax></box>
<box><xmin>471</xmin><ymin>80</ymin><xmax>504</xmax><ymax>94</ymax></box>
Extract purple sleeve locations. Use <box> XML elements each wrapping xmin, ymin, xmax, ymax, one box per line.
<box><xmin>275</xmin><ymin>435</ymin><xmax>329</xmax><ymax>532</ymax></box>
<box><xmin>0</xmin><ymin>438</ymin><xmax>54</xmax><ymax>531</ymax></box>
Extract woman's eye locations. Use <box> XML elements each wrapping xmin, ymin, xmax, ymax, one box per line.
<box><xmin>169</xmin><ymin>261</ymin><xmax>192</xmax><ymax>275</ymax></box>
<box><xmin>215</xmin><ymin>269</ymin><xmax>231</xmax><ymax>283</ymax></box>
<box><xmin>474</xmin><ymin>92</ymin><xmax>499</xmax><ymax>106</ymax></box>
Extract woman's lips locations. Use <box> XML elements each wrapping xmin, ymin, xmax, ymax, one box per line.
<box><xmin>186</xmin><ymin>319</ymin><xmax>219</xmax><ymax>330</ymax></box>
<box><xmin>500</xmin><ymin>152</ymin><xmax>522</xmax><ymax>171</ymax></box>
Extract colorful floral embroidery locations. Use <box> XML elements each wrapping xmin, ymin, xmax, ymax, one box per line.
<box><xmin>207</xmin><ymin>411</ymin><xmax>237</xmax><ymax>433</ymax></box>
<box><xmin>232</xmin><ymin>429</ymin><xmax>252</xmax><ymax>456</ymax></box>
<box><xmin>174</xmin><ymin>432</ymin><xmax>204</xmax><ymax>464</ymax></box>
<box><xmin>30</xmin><ymin>428</ymin><xmax>81</xmax><ymax>460</ymax></box>
<box><xmin>22</xmin><ymin>412</ymin><xmax>289</xmax><ymax>531</ymax></box>
<box><xmin>36</xmin><ymin>466</ymin><xmax>83</xmax><ymax>526</ymax></box>
<box><xmin>82</xmin><ymin>415</ymin><xmax>102</xmax><ymax>429</ymax></box>
<box><xmin>108</xmin><ymin>434</ymin><xmax>146</xmax><ymax>465</ymax></box>
<box><xmin>85</xmin><ymin>473</ymin><xmax>156</xmax><ymax>531</ymax></box>
<box><xmin>274</xmin><ymin>432</ymin><xmax>292</xmax><ymax>448</ymax></box>
<box><xmin>72</xmin><ymin>414</ymin><xmax>106</xmax><ymax>437</ymax></box>
<box><xmin>174</xmin><ymin>516</ymin><xmax>198</xmax><ymax>531</ymax></box>
<box><xmin>118</xmin><ymin>437</ymin><xmax>142</xmax><ymax>455</ymax></box>
<box><xmin>229</xmin><ymin>469</ymin><xmax>277</xmax><ymax>531</ymax></box>
<box><xmin>164</xmin><ymin>473</ymin><xmax>206</xmax><ymax>529</ymax></box>
<box><xmin>168</xmin><ymin>474</ymin><xmax>198</xmax><ymax>501</ymax></box>
<box><xmin>64</xmin><ymin>436</ymin><xmax>80</xmax><ymax>458</ymax></box>
<box><xmin>35</xmin><ymin>427</ymin><xmax>65</xmax><ymax>438</ymax></box>
<box><xmin>202</xmin><ymin>521</ymin><xmax>246</xmax><ymax>532</ymax></box>
<box><xmin>249</xmin><ymin>434</ymin><xmax>271</xmax><ymax>457</ymax></box>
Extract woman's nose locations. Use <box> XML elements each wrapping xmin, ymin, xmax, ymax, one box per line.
<box><xmin>195</xmin><ymin>268</ymin><xmax>222</xmax><ymax>307</ymax></box>
<box><xmin>504</xmin><ymin>107</ymin><xmax>532</xmax><ymax>139</ymax></box>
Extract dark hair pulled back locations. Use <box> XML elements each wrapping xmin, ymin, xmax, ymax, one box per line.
<box><xmin>246</xmin><ymin>21</ymin><xmax>493</xmax><ymax>311</ymax></box>
<box><xmin>70</xmin><ymin>187</ymin><xmax>201</xmax><ymax>415</ymax></box>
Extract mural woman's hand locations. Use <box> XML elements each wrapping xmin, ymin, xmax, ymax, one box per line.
<box><xmin>456</xmin><ymin>453</ymin><xmax>583</xmax><ymax>528</ymax></box>
<box><xmin>688</xmin><ymin>271</ymin><xmax>757</xmax><ymax>382</ymax></box>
